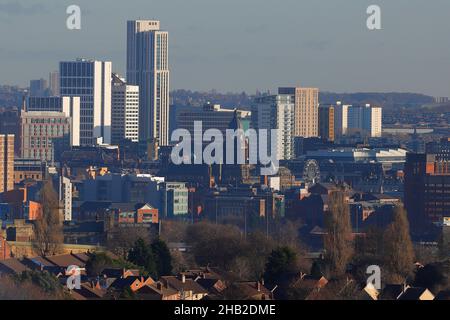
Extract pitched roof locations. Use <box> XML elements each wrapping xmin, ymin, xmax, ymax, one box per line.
<box><xmin>362</xmin><ymin>283</ymin><xmax>379</xmax><ymax>300</ymax></box>
<box><xmin>232</xmin><ymin>281</ymin><xmax>273</xmax><ymax>300</ymax></box>
<box><xmin>0</xmin><ymin>258</ymin><xmax>30</xmax><ymax>275</ymax></box>
<box><xmin>397</xmin><ymin>287</ymin><xmax>435</xmax><ymax>300</ymax></box>
<box><xmin>196</xmin><ymin>278</ymin><xmax>226</xmax><ymax>294</ymax></box>
<box><xmin>136</xmin><ymin>283</ymin><xmax>179</xmax><ymax>300</ymax></box>
<box><xmin>110</xmin><ymin>276</ymin><xmax>142</xmax><ymax>291</ymax></box>
<box><xmin>44</xmin><ymin>254</ymin><xmax>88</xmax><ymax>268</ymax></box>
<box><xmin>161</xmin><ymin>276</ymin><xmax>208</xmax><ymax>295</ymax></box>
<box><xmin>435</xmin><ymin>290</ymin><xmax>450</xmax><ymax>300</ymax></box>
<box><xmin>71</xmin><ymin>252</ymin><xmax>91</xmax><ymax>264</ymax></box>
<box><xmin>380</xmin><ymin>284</ymin><xmax>407</xmax><ymax>300</ymax></box>
<box><xmin>25</xmin><ymin>256</ymin><xmax>57</xmax><ymax>268</ymax></box>
<box><xmin>100</xmin><ymin>268</ymin><xmax>124</xmax><ymax>278</ymax></box>
<box><xmin>72</xmin><ymin>282</ymin><xmax>106</xmax><ymax>299</ymax></box>
<box><xmin>137</xmin><ymin>203</ymin><xmax>156</xmax><ymax>210</ymax></box>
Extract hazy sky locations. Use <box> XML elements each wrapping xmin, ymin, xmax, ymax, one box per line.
<box><xmin>1</xmin><ymin>0</ymin><xmax>450</xmax><ymax>96</ymax></box>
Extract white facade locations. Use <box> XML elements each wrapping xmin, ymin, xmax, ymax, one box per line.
<box><xmin>369</xmin><ymin>106</ymin><xmax>382</xmax><ymax>137</ymax></box>
<box><xmin>62</xmin><ymin>97</ymin><xmax>81</xmax><ymax>147</ymax></box>
<box><xmin>111</xmin><ymin>74</ymin><xmax>139</xmax><ymax>143</ymax></box>
<box><xmin>347</xmin><ymin>104</ymin><xmax>382</xmax><ymax>138</ymax></box>
<box><xmin>59</xmin><ymin>176</ymin><xmax>72</xmax><ymax>221</ymax></box>
<box><xmin>252</xmin><ymin>94</ymin><xmax>294</xmax><ymax>160</ymax></box>
<box><xmin>334</xmin><ymin>101</ymin><xmax>350</xmax><ymax>137</ymax></box>
<box><xmin>127</xmin><ymin>20</ymin><xmax>170</xmax><ymax>145</ymax></box>
<box><xmin>60</xmin><ymin>59</ymin><xmax>112</xmax><ymax>146</ymax></box>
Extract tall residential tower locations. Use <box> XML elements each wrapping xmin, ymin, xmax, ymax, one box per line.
<box><xmin>127</xmin><ymin>20</ymin><xmax>170</xmax><ymax>146</ymax></box>
<box><xmin>279</xmin><ymin>87</ymin><xmax>319</xmax><ymax>138</ymax></box>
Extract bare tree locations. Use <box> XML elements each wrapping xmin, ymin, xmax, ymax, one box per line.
<box><xmin>324</xmin><ymin>191</ymin><xmax>354</xmax><ymax>278</ymax></box>
<box><xmin>383</xmin><ymin>205</ymin><xmax>415</xmax><ymax>282</ymax></box>
<box><xmin>32</xmin><ymin>179</ymin><xmax>63</xmax><ymax>256</ymax></box>
<box><xmin>106</xmin><ymin>225</ymin><xmax>152</xmax><ymax>259</ymax></box>
<box><xmin>159</xmin><ymin>220</ymin><xmax>189</xmax><ymax>243</ymax></box>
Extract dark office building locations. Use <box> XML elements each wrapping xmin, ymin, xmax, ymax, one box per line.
<box><xmin>404</xmin><ymin>147</ymin><xmax>450</xmax><ymax>236</ymax></box>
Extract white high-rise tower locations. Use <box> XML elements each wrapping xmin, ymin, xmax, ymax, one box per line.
<box><xmin>127</xmin><ymin>20</ymin><xmax>169</xmax><ymax>146</ymax></box>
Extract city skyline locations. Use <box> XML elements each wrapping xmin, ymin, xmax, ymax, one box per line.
<box><xmin>0</xmin><ymin>0</ymin><xmax>449</xmax><ymax>96</ymax></box>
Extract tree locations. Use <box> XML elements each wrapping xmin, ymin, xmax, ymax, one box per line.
<box><xmin>106</xmin><ymin>225</ymin><xmax>153</xmax><ymax>260</ymax></box>
<box><xmin>244</xmin><ymin>232</ymin><xmax>276</xmax><ymax>281</ymax></box>
<box><xmin>414</xmin><ymin>263</ymin><xmax>447</xmax><ymax>294</ymax></box>
<box><xmin>323</xmin><ymin>191</ymin><xmax>354</xmax><ymax>277</ymax></box>
<box><xmin>264</xmin><ymin>246</ymin><xmax>297</xmax><ymax>286</ymax></box>
<box><xmin>16</xmin><ymin>270</ymin><xmax>64</xmax><ymax>296</ymax></box>
<box><xmin>85</xmin><ymin>252</ymin><xmax>114</xmax><ymax>277</ymax></box>
<box><xmin>438</xmin><ymin>230</ymin><xmax>450</xmax><ymax>260</ymax></box>
<box><xmin>160</xmin><ymin>220</ymin><xmax>189</xmax><ymax>243</ymax></box>
<box><xmin>383</xmin><ymin>205</ymin><xmax>415</xmax><ymax>281</ymax></box>
<box><xmin>186</xmin><ymin>222</ymin><xmax>245</xmax><ymax>270</ymax></box>
<box><xmin>0</xmin><ymin>274</ymin><xmax>65</xmax><ymax>300</ymax></box>
<box><xmin>127</xmin><ymin>238</ymin><xmax>157</xmax><ymax>277</ymax></box>
<box><xmin>32</xmin><ymin>179</ymin><xmax>63</xmax><ymax>256</ymax></box>
<box><xmin>151</xmin><ymin>238</ymin><xmax>173</xmax><ymax>277</ymax></box>
<box><xmin>355</xmin><ymin>226</ymin><xmax>383</xmax><ymax>262</ymax></box>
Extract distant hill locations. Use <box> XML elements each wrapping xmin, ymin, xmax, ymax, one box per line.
<box><xmin>319</xmin><ymin>92</ymin><xmax>434</xmax><ymax>109</ymax></box>
<box><xmin>170</xmin><ymin>90</ymin><xmax>434</xmax><ymax>110</ymax></box>
<box><xmin>0</xmin><ymin>85</ymin><xmax>435</xmax><ymax>111</ymax></box>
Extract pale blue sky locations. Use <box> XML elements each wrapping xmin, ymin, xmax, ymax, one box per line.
<box><xmin>1</xmin><ymin>0</ymin><xmax>450</xmax><ymax>96</ymax></box>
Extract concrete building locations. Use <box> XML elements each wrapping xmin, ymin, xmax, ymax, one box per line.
<box><xmin>0</xmin><ymin>108</ymin><xmax>21</xmax><ymax>156</ymax></box>
<box><xmin>305</xmin><ymin>147</ymin><xmax>407</xmax><ymax>164</ymax></box>
<box><xmin>160</xmin><ymin>182</ymin><xmax>189</xmax><ymax>218</ymax></box>
<box><xmin>81</xmin><ymin>173</ymin><xmax>163</xmax><ymax>205</ymax></box>
<box><xmin>27</xmin><ymin>96</ymin><xmax>79</xmax><ymax>113</ymax></box>
<box><xmin>20</xmin><ymin>102</ymin><xmax>80</xmax><ymax>162</ymax></box>
<box><xmin>48</xmin><ymin>71</ymin><xmax>60</xmax><ymax>96</ymax></box>
<box><xmin>0</xmin><ymin>135</ymin><xmax>14</xmax><ymax>193</ymax></box>
<box><xmin>127</xmin><ymin>20</ymin><xmax>170</xmax><ymax>146</ymax></box>
<box><xmin>116</xmin><ymin>203</ymin><xmax>159</xmax><ymax>224</ymax></box>
<box><xmin>279</xmin><ymin>87</ymin><xmax>319</xmax><ymax>138</ymax></box>
<box><xmin>333</xmin><ymin>101</ymin><xmax>350</xmax><ymax>138</ymax></box>
<box><xmin>347</xmin><ymin>104</ymin><xmax>382</xmax><ymax>138</ymax></box>
<box><xmin>111</xmin><ymin>73</ymin><xmax>139</xmax><ymax>144</ymax></box>
<box><xmin>60</xmin><ymin>59</ymin><xmax>112</xmax><ymax>146</ymax></box>
<box><xmin>14</xmin><ymin>158</ymin><xmax>45</xmax><ymax>184</ymax></box>
<box><xmin>176</xmin><ymin>103</ymin><xmax>251</xmax><ymax>142</ymax></box>
<box><xmin>29</xmin><ymin>78</ymin><xmax>48</xmax><ymax>97</ymax></box>
<box><xmin>59</xmin><ymin>176</ymin><xmax>72</xmax><ymax>221</ymax></box>
<box><xmin>405</xmin><ymin>139</ymin><xmax>450</xmax><ymax>232</ymax></box>
<box><xmin>318</xmin><ymin>105</ymin><xmax>335</xmax><ymax>142</ymax></box>
<box><xmin>252</xmin><ymin>94</ymin><xmax>294</xmax><ymax>160</ymax></box>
